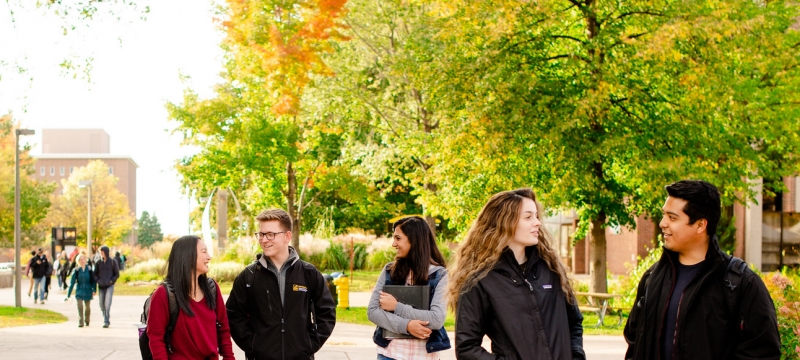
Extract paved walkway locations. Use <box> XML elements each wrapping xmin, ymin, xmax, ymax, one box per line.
<box><xmin>0</xmin><ymin>286</ymin><xmax>626</xmax><ymax>359</ymax></box>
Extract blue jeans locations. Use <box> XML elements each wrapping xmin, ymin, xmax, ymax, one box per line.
<box><xmin>98</xmin><ymin>285</ymin><xmax>114</xmax><ymax>325</ymax></box>
<box><xmin>33</xmin><ymin>277</ymin><xmax>46</xmax><ymax>301</ymax></box>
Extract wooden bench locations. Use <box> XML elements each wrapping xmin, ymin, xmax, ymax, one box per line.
<box><xmin>575</xmin><ymin>292</ymin><xmax>623</xmax><ymax>327</ymax></box>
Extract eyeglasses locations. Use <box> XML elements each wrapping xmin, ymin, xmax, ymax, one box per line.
<box><xmin>254</xmin><ymin>231</ymin><xmax>287</xmax><ymax>240</ymax></box>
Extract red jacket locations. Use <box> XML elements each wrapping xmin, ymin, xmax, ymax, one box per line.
<box><xmin>147</xmin><ymin>281</ymin><xmax>235</xmax><ymax>360</ymax></box>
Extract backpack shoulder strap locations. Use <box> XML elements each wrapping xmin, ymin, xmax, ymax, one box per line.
<box><xmin>723</xmin><ymin>256</ymin><xmax>747</xmax><ymax>332</ymax></box>
<box><xmin>164</xmin><ymin>282</ymin><xmax>179</xmax><ymax>332</ymax></box>
<box><xmin>299</xmin><ymin>260</ymin><xmax>319</xmax><ymax>331</ymax></box>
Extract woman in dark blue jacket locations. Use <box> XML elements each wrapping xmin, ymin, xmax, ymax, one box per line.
<box><xmin>65</xmin><ymin>254</ymin><xmax>97</xmax><ymax>327</ymax></box>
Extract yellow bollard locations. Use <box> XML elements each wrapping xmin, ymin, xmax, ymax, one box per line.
<box><xmin>332</xmin><ymin>275</ymin><xmax>349</xmax><ymax>309</ymax></box>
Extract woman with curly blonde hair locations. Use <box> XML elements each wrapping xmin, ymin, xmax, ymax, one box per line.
<box><xmin>449</xmin><ymin>188</ymin><xmax>585</xmax><ymax>360</ymax></box>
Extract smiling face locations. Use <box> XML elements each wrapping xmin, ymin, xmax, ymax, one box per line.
<box><xmin>660</xmin><ymin>196</ymin><xmax>708</xmax><ymax>255</ymax></box>
<box><xmin>195</xmin><ymin>239</ymin><xmax>211</xmax><ymax>276</ymax></box>
<box><xmin>392</xmin><ymin>227</ymin><xmax>412</xmax><ymax>259</ymax></box>
<box><xmin>510</xmin><ymin>197</ymin><xmax>541</xmax><ymax>249</ymax></box>
<box><xmin>258</xmin><ymin>220</ymin><xmax>291</xmax><ymax>259</ymax></box>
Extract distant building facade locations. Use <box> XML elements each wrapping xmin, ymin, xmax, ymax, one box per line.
<box><xmin>32</xmin><ymin>129</ymin><xmax>138</xmax><ymax>244</ymax></box>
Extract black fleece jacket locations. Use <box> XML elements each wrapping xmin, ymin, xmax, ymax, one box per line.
<box><xmin>226</xmin><ymin>254</ymin><xmax>336</xmax><ymax>360</ymax></box>
<box><xmin>624</xmin><ymin>237</ymin><xmax>780</xmax><ymax>360</ymax></box>
<box><xmin>455</xmin><ymin>246</ymin><xmax>585</xmax><ymax>360</ymax></box>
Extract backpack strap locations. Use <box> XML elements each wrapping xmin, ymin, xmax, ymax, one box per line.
<box><xmin>163</xmin><ymin>282</ymin><xmax>179</xmax><ymax>354</ymax></box>
<box><xmin>300</xmin><ymin>260</ymin><xmax>318</xmax><ymax>331</ymax></box>
<box><xmin>723</xmin><ymin>256</ymin><xmax>747</xmax><ymax>334</ymax></box>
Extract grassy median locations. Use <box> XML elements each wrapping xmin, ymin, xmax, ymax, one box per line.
<box><xmin>0</xmin><ymin>306</ymin><xmax>68</xmax><ymax>328</ymax></box>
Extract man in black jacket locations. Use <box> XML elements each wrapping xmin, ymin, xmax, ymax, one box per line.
<box><xmin>226</xmin><ymin>208</ymin><xmax>336</xmax><ymax>360</ymax></box>
<box><xmin>624</xmin><ymin>180</ymin><xmax>780</xmax><ymax>360</ymax></box>
<box><xmin>30</xmin><ymin>248</ymin><xmax>47</xmax><ymax>304</ymax></box>
<box><xmin>94</xmin><ymin>245</ymin><xmax>119</xmax><ymax>328</ymax></box>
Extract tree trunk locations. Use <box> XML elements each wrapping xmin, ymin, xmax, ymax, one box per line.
<box><xmin>589</xmin><ymin>212</ymin><xmax>608</xmax><ymax>293</ymax></box>
<box><xmin>286</xmin><ymin>162</ymin><xmax>300</xmax><ymax>251</ymax></box>
<box><xmin>423</xmin><ymin>182</ymin><xmax>437</xmax><ymax>238</ymax></box>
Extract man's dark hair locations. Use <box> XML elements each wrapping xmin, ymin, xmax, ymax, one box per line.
<box><xmin>256</xmin><ymin>209</ymin><xmax>293</xmax><ymax>232</ymax></box>
<box><xmin>665</xmin><ymin>180</ymin><xmax>721</xmax><ymax>237</ymax></box>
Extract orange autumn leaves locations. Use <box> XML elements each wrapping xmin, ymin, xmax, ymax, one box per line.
<box><xmin>221</xmin><ymin>0</ymin><xmax>350</xmax><ymax>116</ymax></box>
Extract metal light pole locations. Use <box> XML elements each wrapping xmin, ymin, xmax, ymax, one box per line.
<box><xmin>79</xmin><ymin>180</ymin><xmax>93</xmax><ymax>257</ymax></box>
<box><xmin>14</xmin><ymin>128</ymin><xmax>34</xmax><ymax>308</ymax></box>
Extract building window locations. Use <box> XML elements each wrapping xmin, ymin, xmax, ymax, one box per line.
<box><xmin>40</xmin><ymin>167</ymin><xmax>45</xmax><ymax>176</ymax></box>
<box><xmin>60</xmin><ymin>166</ymin><xmax>65</xmax><ymax>176</ymax></box>
<box><xmin>109</xmin><ymin>166</ymin><xmax>114</xmax><ymax>175</ymax></box>
<box><xmin>50</xmin><ymin>166</ymin><xmax>55</xmax><ymax>176</ymax></box>
<box><xmin>70</xmin><ymin>167</ymin><xmax>74</xmax><ymax>174</ymax></box>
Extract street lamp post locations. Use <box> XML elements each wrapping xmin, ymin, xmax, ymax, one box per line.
<box><xmin>79</xmin><ymin>180</ymin><xmax>93</xmax><ymax>257</ymax></box>
<box><xmin>14</xmin><ymin>128</ymin><xmax>34</xmax><ymax>308</ymax></box>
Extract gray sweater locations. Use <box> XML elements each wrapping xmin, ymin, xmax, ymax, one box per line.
<box><xmin>367</xmin><ymin>265</ymin><xmax>448</xmax><ymax>335</ymax></box>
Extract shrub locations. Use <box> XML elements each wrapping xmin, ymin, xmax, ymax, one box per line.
<box><xmin>219</xmin><ymin>237</ymin><xmax>260</xmax><ymax>265</ymax></box>
<box><xmin>151</xmin><ymin>240</ymin><xmax>174</xmax><ymax>260</ymax></box>
<box><xmin>124</xmin><ymin>258</ymin><xmax>167</xmax><ymax>278</ymax></box>
<box><xmin>208</xmin><ymin>261</ymin><xmax>246</xmax><ymax>284</ymax></box>
<box><xmin>366</xmin><ymin>249</ymin><xmax>396</xmax><ymax>270</ymax></box>
<box><xmin>762</xmin><ymin>270</ymin><xmax>800</xmax><ymax>359</ymax></box>
<box><xmin>610</xmin><ymin>240</ymin><xmax>663</xmax><ymax>310</ymax></box>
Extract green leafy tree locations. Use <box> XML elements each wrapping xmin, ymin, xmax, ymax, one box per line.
<box><xmin>137</xmin><ymin>211</ymin><xmax>163</xmax><ymax>247</ymax></box>
<box><xmin>0</xmin><ymin>115</ymin><xmax>55</xmax><ymax>248</ymax></box>
<box><xmin>46</xmin><ymin>160</ymin><xmax>134</xmax><ymax>248</ymax></box>
<box><xmin>427</xmin><ymin>0</ymin><xmax>800</xmax><ymax>292</ymax></box>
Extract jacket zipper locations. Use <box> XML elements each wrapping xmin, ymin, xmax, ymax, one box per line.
<box><xmin>657</xmin><ymin>259</ymin><xmax>678</xmax><ymax>360</ymax></box>
<box><xmin>671</xmin><ymin>293</ymin><xmax>685</xmax><ymax>360</ymax></box>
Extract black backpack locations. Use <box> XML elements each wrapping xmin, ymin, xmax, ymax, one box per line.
<box><xmin>138</xmin><ymin>279</ymin><xmax>218</xmax><ymax>359</ymax></box>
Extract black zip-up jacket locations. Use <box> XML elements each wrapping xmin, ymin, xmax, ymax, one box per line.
<box><xmin>31</xmin><ymin>255</ymin><xmax>48</xmax><ymax>279</ymax></box>
<box><xmin>456</xmin><ymin>246</ymin><xmax>585</xmax><ymax>360</ymax></box>
<box><xmin>226</xmin><ymin>253</ymin><xmax>336</xmax><ymax>360</ymax></box>
<box><xmin>624</xmin><ymin>236</ymin><xmax>780</xmax><ymax>360</ymax></box>
<box><xmin>94</xmin><ymin>258</ymin><xmax>119</xmax><ymax>289</ymax></box>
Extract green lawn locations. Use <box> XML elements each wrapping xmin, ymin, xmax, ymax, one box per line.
<box><xmin>0</xmin><ymin>305</ymin><xmax>68</xmax><ymax>328</ymax></box>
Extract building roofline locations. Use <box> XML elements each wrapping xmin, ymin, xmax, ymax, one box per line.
<box><xmin>32</xmin><ymin>154</ymin><xmax>139</xmax><ymax>168</ymax></box>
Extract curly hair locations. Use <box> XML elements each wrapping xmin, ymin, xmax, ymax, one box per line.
<box><xmin>447</xmin><ymin>188</ymin><xmax>575</xmax><ymax>311</ymax></box>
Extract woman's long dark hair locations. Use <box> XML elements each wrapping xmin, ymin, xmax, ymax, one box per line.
<box><xmin>389</xmin><ymin>216</ymin><xmax>447</xmax><ymax>285</ymax></box>
<box><xmin>165</xmin><ymin>235</ymin><xmax>215</xmax><ymax>316</ymax></box>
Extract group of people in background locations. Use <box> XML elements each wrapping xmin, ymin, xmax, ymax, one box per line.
<box><xmin>24</xmin><ymin>179</ymin><xmax>780</xmax><ymax>359</ymax></box>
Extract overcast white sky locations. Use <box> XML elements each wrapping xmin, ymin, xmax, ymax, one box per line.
<box><xmin>1</xmin><ymin>0</ymin><xmax>225</xmax><ymax>235</ymax></box>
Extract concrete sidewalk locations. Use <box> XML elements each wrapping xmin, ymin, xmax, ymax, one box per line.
<box><xmin>0</xmin><ymin>286</ymin><xmax>625</xmax><ymax>359</ymax></box>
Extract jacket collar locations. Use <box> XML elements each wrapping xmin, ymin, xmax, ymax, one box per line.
<box><xmin>257</xmin><ymin>246</ymin><xmax>300</xmax><ymax>271</ymax></box>
<box><xmin>661</xmin><ymin>235</ymin><xmax>726</xmax><ymax>269</ymax></box>
<box><xmin>499</xmin><ymin>245</ymin><xmax>541</xmax><ymax>275</ymax></box>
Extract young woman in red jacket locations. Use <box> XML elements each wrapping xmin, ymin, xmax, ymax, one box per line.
<box><xmin>147</xmin><ymin>235</ymin><xmax>235</xmax><ymax>359</ymax></box>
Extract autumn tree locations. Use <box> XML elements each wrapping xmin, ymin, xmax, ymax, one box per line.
<box><xmin>0</xmin><ymin>115</ymin><xmax>55</xmax><ymax>248</ymax></box>
<box><xmin>428</xmin><ymin>0</ymin><xmax>800</xmax><ymax>292</ymax></box>
<box><xmin>46</xmin><ymin>160</ymin><xmax>134</xmax><ymax>248</ymax></box>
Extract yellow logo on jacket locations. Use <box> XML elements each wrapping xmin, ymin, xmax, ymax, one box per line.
<box><xmin>293</xmin><ymin>284</ymin><xmax>308</xmax><ymax>292</ymax></box>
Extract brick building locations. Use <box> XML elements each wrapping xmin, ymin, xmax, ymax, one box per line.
<box><xmin>31</xmin><ymin>129</ymin><xmax>138</xmax><ymax>244</ymax></box>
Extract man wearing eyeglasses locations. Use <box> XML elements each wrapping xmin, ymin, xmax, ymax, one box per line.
<box><xmin>226</xmin><ymin>208</ymin><xmax>336</xmax><ymax>360</ymax></box>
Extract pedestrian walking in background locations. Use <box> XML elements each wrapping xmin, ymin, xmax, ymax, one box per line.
<box><xmin>368</xmin><ymin>216</ymin><xmax>450</xmax><ymax>360</ymax></box>
<box><xmin>65</xmin><ymin>254</ymin><xmax>96</xmax><ymax>327</ymax></box>
<box><xmin>94</xmin><ymin>245</ymin><xmax>119</xmax><ymax>328</ymax></box>
<box><xmin>226</xmin><ymin>208</ymin><xmax>336</xmax><ymax>360</ymax></box>
<box><xmin>26</xmin><ymin>250</ymin><xmax>36</xmax><ymax>297</ymax></box>
<box><xmin>146</xmin><ymin>235</ymin><xmax>235</xmax><ymax>359</ymax></box>
<box><xmin>624</xmin><ymin>180</ymin><xmax>780</xmax><ymax>360</ymax></box>
<box><xmin>42</xmin><ymin>253</ymin><xmax>53</xmax><ymax>300</ymax></box>
<box><xmin>449</xmin><ymin>188</ymin><xmax>585</xmax><ymax>360</ymax></box>
<box><xmin>30</xmin><ymin>248</ymin><xmax>49</xmax><ymax>304</ymax></box>
<box><xmin>58</xmin><ymin>250</ymin><xmax>69</xmax><ymax>290</ymax></box>
<box><xmin>114</xmin><ymin>251</ymin><xmax>125</xmax><ymax>271</ymax></box>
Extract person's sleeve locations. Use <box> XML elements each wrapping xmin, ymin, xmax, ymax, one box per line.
<box><xmin>394</xmin><ymin>273</ymin><xmax>448</xmax><ymax>329</ymax></box>
<box><xmin>226</xmin><ymin>269</ymin><xmax>254</xmax><ymax>356</ymax></box>
<box><xmin>91</xmin><ymin>269</ymin><xmax>97</xmax><ymax>293</ymax></box>
<box><xmin>214</xmin><ymin>280</ymin><xmax>235</xmax><ymax>360</ymax></box>
<box><xmin>565</xmin><ymin>296</ymin><xmax>586</xmax><ymax>360</ymax></box>
<box><xmin>111</xmin><ymin>259</ymin><xmax>120</xmax><ymax>285</ymax></box>
<box><xmin>455</xmin><ymin>284</ymin><xmax>502</xmax><ymax>360</ymax></box>
<box><xmin>146</xmin><ymin>286</ymin><xmax>170</xmax><ymax>360</ymax></box>
<box><xmin>367</xmin><ymin>267</ymin><xmax>411</xmax><ymax>334</ymax></box>
<box><xmin>733</xmin><ymin>272</ymin><xmax>781</xmax><ymax>360</ymax></box>
<box><xmin>309</xmin><ymin>269</ymin><xmax>336</xmax><ymax>354</ymax></box>
<box><xmin>66</xmin><ymin>270</ymin><xmax>77</xmax><ymax>298</ymax></box>
<box><xmin>624</xmin><ymin>275</ymin><xmax>648</xmax><ymax>360</ymax></box>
